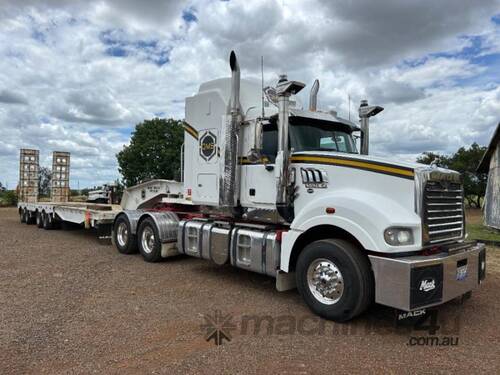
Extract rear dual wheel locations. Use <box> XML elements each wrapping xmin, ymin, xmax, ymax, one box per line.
<box><xmin>137</xmin><ymin>218</ymin><xmax>162</xmax><ymax>263</ymax></box>
<box><xmin>113</xmin><ymin>215</ymin><xmax>137</xmax><ymax>254</ymax></box>
<box><xmin>113</xmin><ymin>215</ymin><xmax>162</xmax><ymax>262</ymax></box>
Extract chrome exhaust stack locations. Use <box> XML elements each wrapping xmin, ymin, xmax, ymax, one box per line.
<box><xmin>228</xmin><ymin>51</ymin><xmax>241</xmax><ymax>115</ymax></box>
<box><xmin>220</xmin><ymin>50</ymin><xmax>242</xmax><ymax>211</ymax></box>
<box><xmin>275</xmin><ymin>75</ymin><xmax>305</xmax><ymax>222</ymax></box>
<box><xmin>358</xmin><ymin>99</ymin><xmax>384</xmax><ymax>155</ymax></box>
<box><xmin>309</xmin><ymin>79</ymin><xmax>319</xmax><ymax>111</ymax></box>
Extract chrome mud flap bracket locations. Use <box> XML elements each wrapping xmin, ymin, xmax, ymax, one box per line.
<box><xmin>368</xmin><ymin>242</ymin><xmax>486</xmax><ymax>312</ymax></box>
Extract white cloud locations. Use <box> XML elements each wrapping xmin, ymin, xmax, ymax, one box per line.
<box><xmin>0</xmin><ymin>0</ymin><xmax>498</xmax><ymax>189</ymax></box>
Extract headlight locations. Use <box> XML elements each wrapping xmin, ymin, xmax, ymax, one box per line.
<box><xmin>384</xmin><ymin>227</ymin><xmax>414</xmax><ymax>246</ymax></box>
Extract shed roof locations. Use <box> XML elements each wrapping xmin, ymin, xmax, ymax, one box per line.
<box><xmin>477</xmin><ymin>122</ymin><xmax>500</xmax><ymax>173</ymax></box>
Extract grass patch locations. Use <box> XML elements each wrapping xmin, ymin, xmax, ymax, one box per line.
<box><xmin>467</xmin><ymin>223</ymin><xmax>500</xmax><ymax>242</ymax></box>
<box><xmin>466</xmin><ymin>208</ymin><xmax>500</xmax><ymax>243</ymax></box>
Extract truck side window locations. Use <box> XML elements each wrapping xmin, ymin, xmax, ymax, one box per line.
<box><xmin>262</xmin><ymin>126</ymin><xmax>278</xmax><ymax>163</ymax></box>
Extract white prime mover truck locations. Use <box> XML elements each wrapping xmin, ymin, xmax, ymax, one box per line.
<box><xmin>21</xmin><ymin>51</ymin><xmax>486</xmax><ymax>321</ymax></box>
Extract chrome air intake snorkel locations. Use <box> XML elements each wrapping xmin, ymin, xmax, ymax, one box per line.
<box><xmin>309</xmin><ymin>79</ymin><xmax>319</xmax><ymax>112</ymax></box>
<box><xmin>275</xmin><ymin>75</ymin><xmax>305</xmax><ymax>223</ymax></box>
<box><xmin>358</xmin><ymin>100</ymin><xmax>384</xmax><ymax>155</ymax></box>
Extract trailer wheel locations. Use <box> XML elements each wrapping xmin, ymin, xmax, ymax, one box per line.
<box><xmin>113</xmin><ymin>215</ymin><xmax>138</xmax><ymax>254</ymax></box>
<box><xmin>42</xmin><ymin>212</ymin><xmax>53</xmax><ymax>230</ymax></box>
<box><xmin>296</xmin><ymin>239</ymin><xmax>374</xmax><ymax>322</ymax></box>
<box><xmin>25</xmin><ymin>209</ymin><xmax>35</xmax><ymax>225</ymax></box>
<box><xmin>36</xmin><ymin>211</ymin><xmax>44</xmax><ymax>228</ymax></box>
<box><xmin>137</xmin><ymin>217</ymin><xmax>162</xmax><ymax>262</ymax></box>
<box><xmin>23</xmin><ymin>209</ymin><xmax>29</xmax><ymax>224</ymax></box>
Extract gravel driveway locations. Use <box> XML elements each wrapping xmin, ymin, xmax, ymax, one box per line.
<box><xmin>1</xmin><ymin>207</ymin><xmax>498</xmax><ymax>374</ymax></box>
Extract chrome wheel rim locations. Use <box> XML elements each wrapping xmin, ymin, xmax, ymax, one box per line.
<box><xmin>141</xmin><ymin>226</ymin><xmax>155</xmax><ymax>254</ymax></box>
<box><xmin>116</xmin><ymin>222</ymin><xmax>128</xmax><ymax>247</ymax></box>
<box><xmin>307</xmin><ymin>258</ymin><xmax>344</xmax><ymax>305</ymax></box>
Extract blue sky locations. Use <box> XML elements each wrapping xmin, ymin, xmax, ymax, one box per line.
<box><xmin>0</xmin><ymin>0</ymin><xmax>498</xmax><ymax>189</ymax></box>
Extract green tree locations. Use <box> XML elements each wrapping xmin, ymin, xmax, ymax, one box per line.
<box><xmin>447</xmin><ymin>143</ymin><xmax>488</xmax><ymax>208</ymax></box>
<box><xmin>117</xmin><ymin>118</ymin><xmax>184</xmax><ymax>187</ymax></box>
<box><xmin>417</xmin><ymin>143</ymin><xmax>488</xmax><ymax>208</ymax></box>
<box><xmin>0</xmin><ymin>190</ymin><xmax>18</xmax><ymax>206</ymax></box>
<box><xmin>416</xmin><ymin>152</ymin><xmax>450</xmax><ymax>168</ymax></box>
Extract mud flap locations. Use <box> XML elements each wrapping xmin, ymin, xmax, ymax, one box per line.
<box><xmin>276</xmin><ymin>271</ymin><xmax>296</xmax><ymax>291</ymax></box>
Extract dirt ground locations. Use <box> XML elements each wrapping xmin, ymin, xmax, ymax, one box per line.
<box><xmin>1</xmin><ymin>207</ymin><xmax>499</xmax><ymax>374</ymax></box>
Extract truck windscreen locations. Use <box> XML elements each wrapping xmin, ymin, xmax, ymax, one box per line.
<box><xmin>289</xmin><ymin>122</ymin><xmax>357</xmax><ymax>153</ymax></box>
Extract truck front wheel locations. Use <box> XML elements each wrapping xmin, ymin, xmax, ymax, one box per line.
<box><xmin>296</xmin><ymin>239</ymin><xmax>374</xmax><ymax>322</ymax></box>
<box><xmin>137</xmin><ymin>217</ymin><xmax>162</xmax><ymax>262</ymax></box>
<box><xmin>113</xmin><ymin>215</ymin><xmax>137</xmax><ymax>254</ymax></box>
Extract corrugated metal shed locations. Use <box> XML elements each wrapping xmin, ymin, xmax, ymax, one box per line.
<box><xmin>477</xmin><ymin>123</ymin><xmax>500</xmax><ymax>229</ymax></box>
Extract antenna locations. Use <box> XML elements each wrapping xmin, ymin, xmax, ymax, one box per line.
<box><xmin>348</xmin><ymin>93</ymin><xmax>351</xmax><ymax>121</ymax></box>
<box><xmin>261</xmin><ymin>55</ymin><xmax>265</xmax><ymax>118</ymax></box>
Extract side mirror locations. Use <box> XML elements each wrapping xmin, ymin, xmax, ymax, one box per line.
<box><xmin>247</xmin><ymin>119</ymin><xmax>266</xmax><ymax>163</ymax></box>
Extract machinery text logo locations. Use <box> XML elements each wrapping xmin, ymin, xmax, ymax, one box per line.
<box><xmin>200</xmin><ymin>310</ymin><xmax>237</xmax><ymax>346</ymax></box>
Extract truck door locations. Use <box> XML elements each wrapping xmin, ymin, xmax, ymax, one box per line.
<box><xmin>243</xmin><ymin>125</ymin><xmax>277</xmax><ymax>206</ymax></box>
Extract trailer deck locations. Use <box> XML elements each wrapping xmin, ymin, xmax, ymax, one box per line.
<box><xmin>17</xmin><ymin>201</ymin><xmax>122</xmax><ymax>239</ymax></box>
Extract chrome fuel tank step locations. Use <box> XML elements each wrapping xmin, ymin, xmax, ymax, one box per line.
<box><xmin>177</xmin><ymin>220</ymin><xmax>281</xmax><ymax>277</ymax></box>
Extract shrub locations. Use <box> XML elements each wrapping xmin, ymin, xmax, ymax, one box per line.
<box><xmin>0</xmin><ymin>191</ymin><xmax>18</xmax><ymax>206</ymax></box>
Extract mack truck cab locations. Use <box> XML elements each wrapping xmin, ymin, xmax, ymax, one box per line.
<box><xmin>113</xmin><ymin>51</ymin><xmax>486</xmax><ymax>322</ymax></box>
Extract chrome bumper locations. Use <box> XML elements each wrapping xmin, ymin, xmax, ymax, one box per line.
<box><xmin>368</xmin><ymin>242</ymin><xmax>486</xmax><ymax>311</ymax></box>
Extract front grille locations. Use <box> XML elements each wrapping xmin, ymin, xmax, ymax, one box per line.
<box><xmin>423</xmin><ymin>181</ymin><xmax>464</xmax><ymax>244</ymax></box>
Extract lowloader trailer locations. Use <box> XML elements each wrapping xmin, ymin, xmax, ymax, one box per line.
<box><xmin>17</xmin><ymin>179</ymin><xmax>181</xmax><ymax>238</ymax></box>
<box><xmin>21</xmin><ymin>51</ymin><xmax>486</xmax><ymax>322</ymax></box>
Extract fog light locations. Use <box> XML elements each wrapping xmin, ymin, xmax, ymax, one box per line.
<box><xmin>384</xmin><ymin>227</ymin><xmax>414</xmax><ymax>246</ymax></box>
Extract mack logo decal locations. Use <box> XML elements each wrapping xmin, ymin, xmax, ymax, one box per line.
<box><xmin>199</xmin><ymin>131</ymin><xmax>217</xmax><ymax>161</ymax></box>
<box><xmin>304</xmin><ymin>182</ymin><xmax>327</xmax><ymax>189</ymax></box>
<box><xmin>300</xmin><ymin>167</ymin><xmax>328</xmax><ymax>189</ymax></box>
<box><xmin>398</xmin><ymin>309</ymin><xmax>426</xmax><ymax>321</ymax></box>
<box><xmin>419</xmin><ymin>278</ymin><xmax>436</xmax><ymax>292</ymax></box>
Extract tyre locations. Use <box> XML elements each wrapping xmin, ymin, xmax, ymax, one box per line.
<box><xmin>20</xmin><ymin>209</ymin><xmax>26</xmax><ymax>223</ymax></box>
<box><xmin>137</xmin><ymin>217</ymin><xmax>162</xmax><ymax>262</ymax></box>
<box><xmin>113</xmin><ymin>215</ymin><xmax>138</xmax><ymax>254</ymax></box>
<box><xmin>25</xmin><ymin>209</ymin><xmax>35</xmax><ymax>225</ymax></box>
<box><xmin>42</xmin><ymin>212</ymin><xmax>53</xmax><ymax>230</ymax></box>
<box><xmin>36</xmin><ymin>211</ymin><xmax>44</xmax><ymax>228</ymax></box>
<box><xmin>296</xmin><ymin>239</ymin><xmax>374</xmax><ymax>322</ymax></box>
